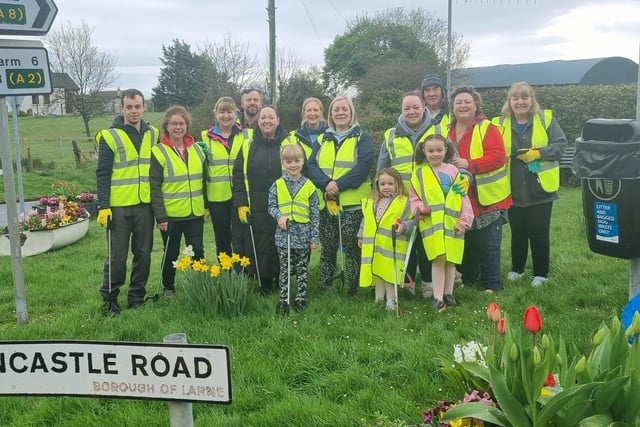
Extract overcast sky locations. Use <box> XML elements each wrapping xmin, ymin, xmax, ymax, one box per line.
<box><xmin>49</xmin><ymin>0</ymin><xmax>640</xmax><ymax>97</ymax></box>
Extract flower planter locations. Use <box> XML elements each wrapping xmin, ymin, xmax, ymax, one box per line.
<box><xmin>0</xmin><ymin>216</ymin><xmax>90</xmax><ymax>257</ymax></box>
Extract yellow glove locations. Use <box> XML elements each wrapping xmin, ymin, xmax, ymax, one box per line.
<box><xmin>238</xmin><ymin>206</ymin><xmax>250</xmax><ymax>224</ymax></box>
<box><xmin>203</xmin><ymin>208</ymin><xmax>210</xmax><ymax>221</ymax></box>
<box><xmin>97</xmin><ymin>208</ymin><xmax>112</xmax><ymax>227</ymax></box>
<box><xmin>326</xmin><ymin>199</ymin><xmax>340</xmax><ymax>217</ymax></box>
<box><xmin>516</xmin><ymin>148</ymin><xmax>541</xmax><ymax>163</ymax></box>
<box><xmin>452</xmin><ymin>175</ymin><xmax>470</xmax><ymax>196</ymax></box>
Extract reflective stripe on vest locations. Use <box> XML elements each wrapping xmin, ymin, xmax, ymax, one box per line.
<box><xmin>469</xmin><ymin>120</ymin><xmax>510</xmax><ymax>206</ymax></box>
<box><xmin>316</xmin><ymin>134</ymin><xmax>371</xmax><ymax>206</ymax></box>
<box><xmin>493</xmin><ymin>109</ymin><xmax>559</xmax><ymax>193</ymax></box>
<box><xmin>241</xmin><ymin>135</ymin><xmax>289</xmax><ymax>208</ymax></box>
<box><xmin>275</xmin><ymin>178</ymin><xmax>316</xmax><ymax>223</ymax></box>
<box><xmin>202</xmin><ymin>129</ymin><xmax>246</xmax><ymax>202</ymax></box>
<box><xmin>410</xmin><ymin>166</ymin><xmax>464</xmax><ymax>264</ymax></box>
<box><xmin>151</xmin><ymin>143</ymin><xmax>205</xmax><ymax>217</ymax></box>
<box><xmin>424</xmin><ymin>113</ymin><xmax>450</xmax><ymax>138</ymax></box>
<box><xmin>97</xmin><ymin>126</ymin><xmax>157</xmax><ymax>206</ymax></box>
<box><xmin>359</xmin><ymin>195</ymin><xmax>412</xmax><ymax>287</ymax></box>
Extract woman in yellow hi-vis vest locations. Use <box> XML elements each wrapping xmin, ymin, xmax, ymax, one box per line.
<box><xmin>449</xmin><ymin>86</ymin><xmax>511</xmax><ymax>293</ymax></box>
<box><xmin>150</xmin><ymin>106</ymin><xmax>207</xmax><ymax>300</ymax></box>
<box><xmin>358</xmin><ymin>168</ymin><xmax>413</xmax><ymax>311</ymax></box>
<box><xmin>201</xmin><ymin>96</ymin><xmax>249</xmax><ymax>259</ymax></box>
<box><xmin>410</xmin><ymin>135</ymin><xmax>474</xmax><ymax>312</ymax></box>
<box><xmin>493</xmin><ymin>82</ymin><xmax>567</xmax><ymax>287</ymax></box>
<box><xmin>307</xmin><ymin>96</ymin><xmax>374</xmax><ymax>295</ymax></box>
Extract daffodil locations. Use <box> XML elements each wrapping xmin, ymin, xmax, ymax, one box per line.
<box><xmin>210</xmin><ymin>264</ymin><xmax>221</xmax><ymax>278</ymax></box>
<box><xmin>240</xmin><ymin>256</ymin><xmax>251</xmax><ymax>267</ymax></box>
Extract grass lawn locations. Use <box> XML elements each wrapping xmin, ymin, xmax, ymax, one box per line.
<box><xmin>0</xmin><ymin>114</ymin><xmax>632</xmax><ymax>426</ymax></box>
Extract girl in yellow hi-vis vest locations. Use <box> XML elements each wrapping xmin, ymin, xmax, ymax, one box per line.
<box><xmin>358</xmin><ymin>168</ymin><xmax>413</xmax><ymax>311</ymax></box>
<box><xmin>410</xmin><ymin>135</ymin><xmax>474</xmax><ymax>312</ymax></box>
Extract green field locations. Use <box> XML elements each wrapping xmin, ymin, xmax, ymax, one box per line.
<box><xmin>0</xmin><ymin>114</ymin><xmax>633</xmax><ymax>426</ymax></box>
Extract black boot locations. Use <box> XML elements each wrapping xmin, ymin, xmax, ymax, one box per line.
<box><xmin>104</xmin><ymin>299</ymin><xmax>121</xmax><ymax>317</ymax></box>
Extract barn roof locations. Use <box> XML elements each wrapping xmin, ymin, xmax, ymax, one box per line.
<box><xmin>453</xmin><ymin>56</ymin><xmax>639</xmax><ymax>89</ymax></box>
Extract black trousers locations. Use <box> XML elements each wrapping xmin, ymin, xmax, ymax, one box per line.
<box><xmin>208</xmin><ymin>199</ymin><xmax>245</xmax><ymax>257</ymax></box>
<box><xmin>100</xmin><ymin>204</ymin><xmax>154</xmax><ymax>305</ymax></box>
<box><xmin>508</xmin><ymin>202</ymin><xmax>553</xmax><ymax>277</ymax></box>
<box><xmin>160</xmin><ymin>218</ymin><xmax>204</xmax><ymax>291</ymax></box>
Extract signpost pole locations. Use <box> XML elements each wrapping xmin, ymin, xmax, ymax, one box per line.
<box><xmin>163</xmin><ymin>333</ymin><xmax>194</xmax><ymax>427</ymax></box>
<box><xmin>0</xmin><ymin>95</ymin><xmax>28</xmax><ymax>324</ymax></box>
<box><xmin>630</xmin><ymin>43</ymin><xmax>640</xmax><ymax>300</ymax></box>
<box><xmin>10</xmin><ymin>96</ymin><xmax>25</xmax><ymax>213</ymax></box>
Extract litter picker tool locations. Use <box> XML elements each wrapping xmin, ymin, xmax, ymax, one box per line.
<box><xmin>247</xmin><ymin>212</ymin><xmax>262</xmax><ymax>282</ymax></box>
<box><xmin>146</xmin><ymin>223</ymin><xmax>171</xmax><ymax>303</ymax></box>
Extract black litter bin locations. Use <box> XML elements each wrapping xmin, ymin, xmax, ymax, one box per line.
<box><xmin>574</xmin><ymin>119</ymin><xmax>640</xmax><ymax>259</ymax></box>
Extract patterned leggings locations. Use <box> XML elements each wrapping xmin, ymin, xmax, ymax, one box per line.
<box><xmin>278</xmin><ymin>246</ymin><xmax>310</xmax><ymax>301</ymax></box>
<box><xmin>318</xmin><ymin>209</ymin><xmax>362</xmax><ymax>290</ymax></box>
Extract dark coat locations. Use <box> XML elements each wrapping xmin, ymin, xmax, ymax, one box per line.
<box><xmin>232</xmin><ymin>125</ymin><xmax>288</xmax><ymax>279</ymax></box>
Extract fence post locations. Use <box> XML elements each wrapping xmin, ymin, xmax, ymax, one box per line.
<box><xmin>163</xmin><ymin>333</ymin><xmax>194</xmax><ymax>427</ymax></box>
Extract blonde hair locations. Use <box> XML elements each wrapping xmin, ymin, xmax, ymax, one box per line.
<box><xmin>281</xmin><ymin>143</ymin><xmax>305</xmax><ymax>162</ymax></box>
<box><xmin>500</xmin><ymin>81</ymin><xmax>541</xmax><ymax>117</ymax></box>
<box><xmin>301</xmin><ymin>97</ymin><xmax>326</xmax><ymax>126</ymax></box>
<box><xmin>161</xmin><ymin>105</ymin><xmax>191</xmax><ymax>136</ymax></box>
<box><xmin>328</xmin><ymin>96</ymin><xmax>357</xmax><ymax>129</ymax></box>
<box><xmin>213</xmin><ymin>96</ymin><xmax>237</xmax><ymax>114</ymax></box>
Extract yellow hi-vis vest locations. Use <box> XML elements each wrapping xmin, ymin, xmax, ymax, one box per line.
<box><xmin>287</xmin><ymin>130</ymin><xmax>313</xmax><ymax>160</ymax></box>
<box><xmin>151</xmin><ymin>143</ymin><xmax>206</xmax><ymax>218</ymax></box>
<box><xmin>410</xmin><ymin>166</ymin><xmax>465</xmax><ymax>264</ymax></box>
<box><xmin>469</xmin><ymin>120</ymin><xmax>510</xmax><ymax>206</ymax></box>
<box><xmin>202</xmin><ymin>128</ymin><xmax>248</xmax><ymax>202</ymax></box>
<box><xmin>275</xmin><ymin>178</ymin><xmax>316</xmax><ymax>223</ymax></box>
<box><xmin>492</xmin><ymin>110</ymin><xmax>559</xmax><ymax>193</ymax></box>
<box><xmin>359</xmin><ymin>195</ymin><xmax>412</xmax><ymax>287</ymax></box>
<box><xmin>424</xmin><ymin>113</ymin><xmax>450</xmax><ymax>138</ymax></box>
<box><xmin>96</xmin><ymin>126</ymin><xmax>158</xmax><ymax>207</ymax></box>
<box><xmin>383</xmin><ymin>128</ymin><xmax>416</xmax><ymax>191</ymax></box>
<box><xmin>315</xmin><ymin>133</ymin><xmax>371</xmax><ymax>207</ymax></box>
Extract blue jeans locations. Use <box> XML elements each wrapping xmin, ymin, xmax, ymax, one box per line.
<box><xmin>458</xmin><ymin>217</ymin><xmax>504</xmax><ymax>291</ymax></box>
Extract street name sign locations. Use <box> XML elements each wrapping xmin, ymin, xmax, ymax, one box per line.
<box><xmin>0</xmin><ymin>39</ymin><xmax>50</xmax><ymax>95</ymax></box>
<box><xmin>0</xmin><ymin>340</ymin><xmax>233</xmax><ymax>403</ymax></box>
<box><xmin>0</xmin><ymin>0</ymin><xmax>57</xmax><ymax>36</ymax></box>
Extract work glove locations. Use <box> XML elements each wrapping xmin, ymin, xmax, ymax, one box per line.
<box><xmin>238</xmin><ymin>206</ymin><xmax>250</xmax><ymax>224</ymax></box>
<box><xmin>97</xmin><ymin>208</ymin><xmax>112</xmax><ymax>227</ymax></box>
<box><xmin>452</xmin><ymin>175</ymin><xmax>470</xmax><ymax>196</ymax></box>
<box><xmin>527</xmin><ymin>160</ymin><xmax>541</xmax><ymax>174</ymax></box>
<box><xmin>516</xmin><ymin>148</ymin><xmax>541</xmax><ymax>163</ymax></box>
<box><xmin>326</xmin><ymin>199</ymin><xmax>342</xmax><ymax>217</ymax></box>
<box><xmin>196</xmin><ymin>141</ymin><xmax>208</xmax><ymax>155</ymax></box>
<box><xmin>203</xmin><ymin>208</ymin><xmax>210</xmax><ymax>221</ymax></box>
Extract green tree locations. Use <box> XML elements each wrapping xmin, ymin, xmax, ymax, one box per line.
<box><xmin>276</xmin><ymin>67</ymin><xmax>330</xmax><ymax>131</ymax></box>
<box><xmin>152</xmin><ymin>39</ymin><xmax>220</xmax><ymax>111</ymax></box>
<box><xmin>323</xmin><ymin>21</ymin><xmax>437</xmax><ymax>94</ymax></box>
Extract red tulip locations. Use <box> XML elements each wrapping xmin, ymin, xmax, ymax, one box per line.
<box><xmin>523</xmin><ymin>305</ymin><xmax>542</xmax><ymax>333</ymax></box>
<box><xmin>544</xmin><ymin>373</ymin><xmax>556</xmax><ymax>387</ymax></box>
<box><xmin>497</xmin><ymin>317</ymin><xmax>506</xmax><ymax>334</ymax></box>
<box><xmin>487</xmin><ymin>302</ymin><xmax>501</xmax><ymax>323</ymax></box>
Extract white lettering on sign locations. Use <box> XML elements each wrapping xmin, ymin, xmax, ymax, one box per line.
<box><xmin>0</xmin><ymin>341</ymin><xmax>231</xmax><ymax>403</ymax></box>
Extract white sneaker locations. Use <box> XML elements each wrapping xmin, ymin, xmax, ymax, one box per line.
<box><xmin>386</xmin><ymin>299</ymin><xmax>397</xmax><ymax>311</ymax></box>
<box><xmin>507</xmin><ymin>271</ymin><xmax>524</xmax><ymax>281</ymax></box>
<box><xmin>531</xmin><ymin>276</ymin><xmax>548</xmax><ymax>287</ymax></box>
<box><xmin>421</xmin><ymin>282</ymin><xmax>433</xmax><ymax>299</ymax></box>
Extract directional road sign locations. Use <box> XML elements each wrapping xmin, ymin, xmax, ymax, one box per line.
<box><xmin>0</xmin><ymin>0</ymin><xmax>57</xmax><ymax>36</ymax></box>
<box><xmin>0</xmin><ymin>39</ymin><xmax>51</xmax><ymax>95</ymax></box>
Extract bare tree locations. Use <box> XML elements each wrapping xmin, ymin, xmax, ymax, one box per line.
<box><xmin>45</xmin><ymin>20</ymin><xmax>118</xmax><ymax>137</ymax></box>
<box><xmin>200</xmin><ymin>33</ymin><xmax>261</xmax><ymax>93</ymax></box>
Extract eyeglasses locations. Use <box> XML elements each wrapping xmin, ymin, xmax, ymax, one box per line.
<box><xmin>168</xmin><ymin>122</ymin><xmax>186</xmax><ymax>127</ymax></box>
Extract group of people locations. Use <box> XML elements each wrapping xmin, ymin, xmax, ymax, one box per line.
<box><xmin>96</xmin><ymin>74</ymin><xmax>566</xmax><ymax>317</ymax></box>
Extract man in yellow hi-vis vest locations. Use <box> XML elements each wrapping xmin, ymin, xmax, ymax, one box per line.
<box><xmin>96</xmin><ymin>89</ymin><xmax>159</xmax><ymax>317</ymax></box>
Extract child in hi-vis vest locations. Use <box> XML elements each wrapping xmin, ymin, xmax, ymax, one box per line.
<box><xmin>268</xmin><ymin>144</ymin><xmax>320</xmax><ymax>313</ymax></box>
<box><xmin>410</xmin><ymin>134</ymin><xmax>474</xmax><ymax>312</ymax></box>
<box><xmin>358</xmin><ymin>168</ymin><xmax>414</xmax><ymax>311</ymax></box>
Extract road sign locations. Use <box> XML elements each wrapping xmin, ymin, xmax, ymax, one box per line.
<box><xmin>0</xmin><ymin>0</ymin><xmax>57</xmax><ymax>36</ymax></box>
<box><xmin>0</xmin><ymin>39</ymin><xmax>51</xmax><ymax>95</ymax></box>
